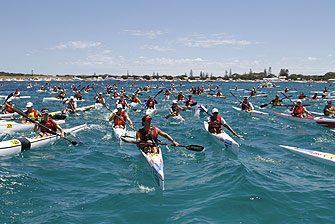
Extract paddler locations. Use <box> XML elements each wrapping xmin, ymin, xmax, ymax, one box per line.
<box><xmin>113</xmin><ymin>91</ymin><xmax>119</xmax><ymax>98</ymax></box>
<box><xmin>116</xmin><ymin>95</ymin><xmax>128</xmax><ymax>109</ymax></box>
<box><xmin>136</xmin><ymin>115</ymin><xmax>179</xmax><ymax>154</ymax></box>
<box><xmin>19</xmin><ymin>102</ymin><xmax>42</xmax><ymax>123</ymax></box>
<box><xmin>284</xmin><ymin>87</ymin><xmax>289</xmax><ymax>93</ymax></box>
<box><xmin>168</xmin><ymin>100</ymin><xmax>186</xmax><ymax>117</ymax></box>
<box><xmin>121</xmin><ymin>87</ymin><xmax>125</xmax><ymax>93</ymax></box>
<box><xmin>312</xmin><ymin>93</ymin><xmax>318</xmax><ymax>100</ymax></box>
<box><xmin>40</xmin><ymin>86</ymin><xmax>46</xmax><ymax>91</ymax></box>
<box><xmin>177</xmin><ymin>92</ymin><xmax>184</xmax><ymax>101</ymax></box>
<box><xmin>146</xmin><ymin>96</ymin><xmax>157</xmax><ymax>109</ymax></box>
<box><xmin>185</xmin><ymin>95</ymin><xmax>195</xmax><ymax>107</ymax></box>
<box><xmin>290</xmin><ymin>99</ymin><xmax>311</xmax><ymax>118</ymax></box>
<box><xmin>53</xmin><ymin>86</ymin><xmax>58</xmax><ymax>92</ymax></box>
<box><xmin>75</xmin><ymin>91</ymin><xmax>83</xmax><ymax>100</ymax></box>
<box><xmin>241</xmin><ymin>97</ymin><xmax>254</xmax><ymax>111</ymax></box>
<box><xmin>129</xmin><ymin>94</ymin><xmax>142</xmax><ymax>104</ymax></box>
<box><xmin>323</xmin><ymin>100</ymin><xmax>335</xmax><ymax>116</ymax></box>
<box><xmin>62</xmin><ymin>96</ymin><xmax>77</xmax><ymax>113</ymax></box>
<box><xmin>94</xmin><ymin>92</ymin><xmax>106</xmax><ymax>104</ymax></box>
<box><xmin>109</xmin><ymin>104</ymin><xmax>134</xmax><ymax>129</ymax></box>
<box><xmin>1</xmin><ymin>99</ymin><xmax>15</xmax><ymax>114</ymax></box>
<box><xmin>14</xmin><ymin>89</ymin><xmax>21</xmax><ymax>97</ymax></box>
<box><xmin>57</xmin><ymin>90</ymin><xmax>66</xmax><ymax>99</ymax></box>
<box><xmin>216</xmin><ymin>90</ymin><xmax>222</xmax><ymax>97</ymax></box>
<box><xmin>249</xmin><ymin>88</ymin><xmax>257</xmax><ymax>97</ymax></box>
<box><xmin>34</xmin><ymin>108</ymin><xmax>64</xmax><ymax>138</ymax></box>
<box><xmin>164</xmin><ymin>89</ymin><xmax>170</xmax><ymax>97</ymax></box>
<box><xmin>298</xmin><ymin>92</ymin><xmax>306</xmax><ymax>100</ymax></box>
<box><xmin>207</xmin><ymin>108</ymin><xmax>239</xmax><ymax>136</ymax></box>
<box><xmin>270</xmin><ymin>95</ymin><xmax>282</xmax><ymax>106</ymax></box>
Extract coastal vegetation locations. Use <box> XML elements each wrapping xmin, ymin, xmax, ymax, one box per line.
<box><xmin>1</xmin><ymin>70</ymin><xmax>335</xmax><ymax>82</ymax></box>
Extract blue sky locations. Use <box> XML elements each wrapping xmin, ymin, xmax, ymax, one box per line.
<box><xmin>1</xmin><ymin>0</ymin><xmax>335</xmax><ymax>76</ymax></box>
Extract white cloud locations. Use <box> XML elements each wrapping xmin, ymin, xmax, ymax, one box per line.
<box><xmin>328</xmin><ymin>54</ymin><xmax>333</xmax><ymax>57</ymax></box>
<box><xmin>134</xmin><ymin>57</ymin><xmax>204</xmax><ymax>65</ymax></box>
<box><xmin>307</xmin><ymin>56</ymin><xmax>318</xmax><ymax>61</ymax></box>
<box><xmin>66</xmin><ymin>50</ymin><xmax>124</xmax><ymax>66</ymax></box>
<box><xmin>49</xmin><ymin>41</ymin><xmax>101</xmax><ymax>50</ymax></box>
<box><xmin>141</xmin><ymin>45</ymin><xmax>174</xmax><ymax>52</ymax></box>
<box><xmin>123</xmin><ymin>29</ymin><xmax>164</xmax><ymax>39</ymax></box>
<box><xmin>178</xmin><ymin>33</ymin><xmax>253</xmax><ymax>48</ymax></box>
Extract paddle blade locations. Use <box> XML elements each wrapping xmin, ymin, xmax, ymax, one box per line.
<box><xmin>260</xmin><ymin>103</ymin><xmax>269</xmax><ymax>108</ymax></box>
<box><xmin>185</xmin><ymin>144</ymin><xmax>205</xmax><ymax>152</ymax></box>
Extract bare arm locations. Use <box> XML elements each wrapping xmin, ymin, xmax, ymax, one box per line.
<box><xmin>223</xmin><ymin>123</ymin><xmax>238</xmax><ymax>136</ymax></box>
<box><xmin>156</xmin><ymin>127</ymin><xmax>179</xmax><ymax>146</ymax></box>
<box><xmin>53</xmin><ymin>120</ymin><xmax>64</xmax><ymax>138</ymax></box>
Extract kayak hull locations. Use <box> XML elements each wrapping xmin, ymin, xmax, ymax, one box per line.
<box><xmin>0</xmin><ymin>124</ymin><xmax>86</xmax><ymax>157</ymax></box>
<box><xmin>232</xmin><ymin>106</ymin><xmax>269</xmax><ymax>118</ymax></box>
<box><xmin>203</xmin><ymin>121</ymin><xmax>239</xmax><ymax>155</ymax></box>
<box><xmin>275</xmin><ymin>112</ymin><xmax>335</xmax><ymax>128</ymax></box>
<box><xmin>280</xmin><ymin>145</ymin><xmax>335</xmax><ymax>167</ymax></box>
<box><xmin>146</xmin><ymin>107</ymin><xmax>156</xmax><ymax>116</ymax></box>
<box><xmin>0</xmin><ymin>120</ymin><xmax>65</xmax><ymax>133</ymax></box>
<box><xmin>141</xmin><ymin>147</ymin><xmax>164</xmax><ymax>190</ymax></box>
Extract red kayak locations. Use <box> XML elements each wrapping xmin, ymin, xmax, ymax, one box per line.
<box><xmin>275</xmin><ymin>112</ymin><xmax>335</xmax><ymax>128</ymax></box>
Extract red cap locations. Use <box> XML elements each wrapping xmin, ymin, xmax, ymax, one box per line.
<box><xmin>142</xmin><ymin>115</ymin><xmax>152</xmax><ymax>122</ymax></box>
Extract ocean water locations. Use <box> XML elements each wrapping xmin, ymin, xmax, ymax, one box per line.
<box><xmin>0</xmin><ymin>80</ymin><xmax>334</xmax><ymax>223</ymax></box>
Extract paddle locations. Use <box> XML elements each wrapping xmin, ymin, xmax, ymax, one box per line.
<box><xmin>280</xmin><ymin>92</ymin><xmax>296</xmax><ymax>105</ymax></box>
<box><xmin>10</xmin><ymin>105</ymin><xmax>79</xmax><ymax>145</ymax></box>
<box><xmin>102</xmin><ymin>102</ymin><xmax>135</xmax><ymax>130</ymax></box>
<box><xmin>200</xmin><ymin>104</ymin><xmax>244</xmax><ymax>140</ymax></box>
<box><xmin>230</xmin><ymin>92</ymin><xmax>250</xmax><ymax>110</ymax></box>
<box><xmin>120</xmin><ymin>136</ymin><xmax>205</xmax><ymax>152</ymax></box>
<box><xmin>2</xmin><ymin>93</ymin><xmax>13</xmax><ymax>105</ymax></box>
<box><xmin>143</xmin><ymin>89</ymin><xmax>163</xmax><ymax>109</ymax></box>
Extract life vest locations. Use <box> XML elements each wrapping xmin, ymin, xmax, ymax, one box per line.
<box><xmin>40</xmin><ymin>118</ymin><xmax>57</xmax><ymax>133</ymax></box>
<box><xmin>177</xmin><ymin>95</ymin><xmax>184</xmax><ymax>101</ymax></box>
<box><xmin>241</xmin><ymin>102</ymin><xmax>251</xmax><ymax>110</ymax></box>
<box><xmin>312</xmin><ymin>95</ymin><xmax>318</xmax><ymax>100</ymax></box>
<box><xmin>147</xmin><ymin>99</ymin><xmax>154</xmax><ymax>107</ymax></box>
<box><xmin>186</xmin><ymin>99</ymin><xmax>194</xmax><ymax>106</ymax></box>
<box><xmin>324</xmin><ymin>106</ymin><xmax>334</xmax><ymax>115</ymax></box>
<box><xmin>54</xmin><ymin>87</ymin><xmax>58</xmax><ymax>92</ymax></box>
<box><xmin>164</xmin><ymin>91</ymin><xmax>170</xmax><ymax>96</ymax></box>
<box><xmin>67</xmin><ymin>101</ymin><xmax>76</xmax><ymax>109</ymax></box>
<box><xmin>73</xmin><ymin>87</ymin><xmax>77</xmax><ymax>91</ymax></box>
<box><xmin>171</xmin><ymin>106</ymin><xmax>180</xmax><ymax>113</ymax></box>
<box><xmin>5</xmin><ymin>103</ymin><xmax>14</xmax><ymax>113</ymax></box>
<box><xmin>114</xmin><ymin>111</ymin><xmax>127</xmax><ymax>126</ymax></box>
<box><xmin>120</xmin><ymin>99</ymin><xmax>126</xmax><ymax>107</ymax></box>
<box><xmin>130</xmin><ymin>97</ymin><xmax>137</xmax><ymax>102</ymax></box>
<box><xmin>209</xmin><ymin>116</ymin><xmax>222</xmax><ymax>131</ymax></box>
<box><xmin>298</xmin><ymin>94</ymin><xmax>304</xmax><ymax>99</ymax></box>
<box><xmin>96</xmin><ymin>96</ymin><xmax>104</xmax><ymax>103</ymax></box>
<box><xmin>114</xmin><ymin>92</ymin><xmax>118</xmax><ymax>98</ymax></box>
<box><xmin>273</xmin><ymin>98</ymin><xmax>281</xmax><ymax>106</ymax></box>
<box><xmin>138</xmin><ymin>127</ymin><xmax>158</xmax><ymax>142</ymax></box>
<box><xmin>293</xmin><ymin>105</ymin><xmax>304</xmax><ymax>115</ymax></box>
<box><xmin>250</xmin><ymin>91</ymin><xmax>256</xmax><ymax>96</ymax></box>
<box><xmin>25</xmin><ymin>109</ymin><xmax>38</xmax><ymax>119</ymax></box>
<box><xmin>192</xmin><ymin>88</ymin><xmax>196</xmax><ymax>94</ymax></box>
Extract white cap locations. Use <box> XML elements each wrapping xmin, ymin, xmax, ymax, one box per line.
<box><xmin>70</xmin><ymin>96</ymin><xmax>74</xmax><ymax>100</ymax></box>
<box><xmin>26</xmin><ymin>102</ymin><xmax>33</xmax><ymax>108</ymax></box>
<box><xmin>117</xmin><ymin>104</ymin><xmax>123</xmax><ymax>109</ymax></box>
<box><xmin>212</xmin><ymin>108</ymin><xmax>219</xmax><ymax>113</ymax></box>
<box><xmin>173</xmin><ymin>100</ymin><xmax>178</xmax><ymax>104</ymax></box>
<box><xmin>99</xmin><ymin>92</ymin><xmax>103</xmax><ymax>95</ymax></box>
<box><xmin>297</xmin><ymin>99</ymin><xmax>302</xmax><ymax>103</ymax></box>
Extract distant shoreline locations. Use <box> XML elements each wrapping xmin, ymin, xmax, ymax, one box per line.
<box><xmin>0</xmin><ymin>72</ymin><xmax>332</xmax><ymax>83</ymax></box>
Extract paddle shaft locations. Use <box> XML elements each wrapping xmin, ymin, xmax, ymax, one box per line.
<box><xmin>103</xmin><ymin>103</ymin><xmax>134</xmax><ymax>130</ymax></box>
<box><xmin>11</xmin><ymin>106</ymin><xmax>78</xmax><ymax>145</ymax></box>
